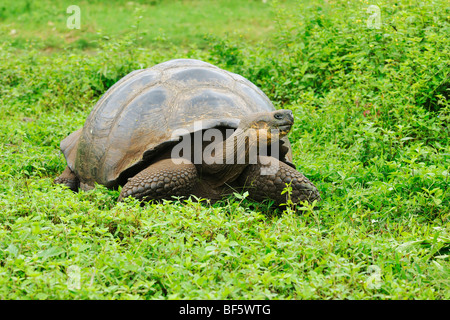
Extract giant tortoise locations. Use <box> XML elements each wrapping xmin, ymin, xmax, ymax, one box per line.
<box><xmin>54</xmin><ymin>59</ymin><xmax>320</xmax><ymax>206</ymax></box>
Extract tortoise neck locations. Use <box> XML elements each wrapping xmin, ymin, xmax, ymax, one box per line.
<box><xmin>201</xmin><ymin>128</ymin><xmax>258</xmax><ymax>174</ymax></box>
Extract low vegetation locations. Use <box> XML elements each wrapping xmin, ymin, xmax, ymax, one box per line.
<box><xmin>0</xmin><ymin>0</ymin><xmax>449</xmax><ymax>299</ymax></box>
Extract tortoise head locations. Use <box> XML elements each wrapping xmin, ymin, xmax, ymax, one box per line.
<box><xmin>200</xmin><ymin>109</ymin><xmax>294</xmax><ymax>178</ymax></box>
<box><xmin>237</xmin><ymin>109</ymin><xmax>294</xmax><ymax>144</ymax></box>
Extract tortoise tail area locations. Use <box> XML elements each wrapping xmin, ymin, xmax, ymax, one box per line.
<box><xmin>54</xmin><ymin>129</ymin><xmax>82</xmax><ymax>192</ymax></box>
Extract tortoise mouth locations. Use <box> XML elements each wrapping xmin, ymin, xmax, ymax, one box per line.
<box><xmin>278</xmin><ymin>124</ymin><xmax>292</xmax><ymax>134</ymax></box>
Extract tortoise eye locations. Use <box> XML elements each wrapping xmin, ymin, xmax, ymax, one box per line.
<box><xmin>274</xmin><ymin>113</ymin><xmax>284</xmax><ymax>120</ymax></box>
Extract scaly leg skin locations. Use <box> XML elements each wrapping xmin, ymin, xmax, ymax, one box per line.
<box><xmin>54</xmin><ymin>166</ymin><xmax>80</xmax><ymax>192</ymax></box>
<box><xmin>118</xmin><ymin>159</ymin><xmax>198</xmax><ymax>202</ymax></box>
<box><xmin>238</xmin><ymin>156</ymin><xmax>321</xmax><ymax>206</ymax></box>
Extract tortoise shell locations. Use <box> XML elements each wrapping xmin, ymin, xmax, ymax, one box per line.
<box><xmin>60</xmin><ymin>59</ymin><xmax>293</xmax><ymax>188</ymax></box>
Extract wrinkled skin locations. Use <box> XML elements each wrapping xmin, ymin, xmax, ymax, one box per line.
<box><xmin>56</xmin><ymin>110</ymin><xmax>321</xmax><ymax>206</ymax></box>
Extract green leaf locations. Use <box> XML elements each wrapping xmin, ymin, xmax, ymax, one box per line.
<box><xmin>37</xmin><ymin>247</ymin><xmax>65</xmax><ymax>260</ymax></box>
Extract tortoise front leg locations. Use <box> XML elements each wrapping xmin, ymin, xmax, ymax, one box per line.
<box><xmin>237</xmin><ymin>156</ymin><xmax>321</xmax><ymax>206</ymax></box>
<box><xmin>118</xmin><ymin>159</ymin><xmax>198</xmax><ymax>202</ymax></box>
<box><xmin>54</xmin><ymin>166</ymin><xmax>80</xmax><ymax>192</ymax></box>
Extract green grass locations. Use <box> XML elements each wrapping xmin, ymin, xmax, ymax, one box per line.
<box><xmin>0</xmin><ymin>0</ymin><xmax>290</xmax><ymax>50</ymax></box>
<box><xmin>0</xmin><ymin>0</ymin><xmax>449</xmax><ymax>299</ymax></box>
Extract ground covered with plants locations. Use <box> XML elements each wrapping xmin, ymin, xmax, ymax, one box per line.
<box><xmin>0</xmin><ymin>0</ymin><xmax>449</xmax><ymax>299</ymax></box>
